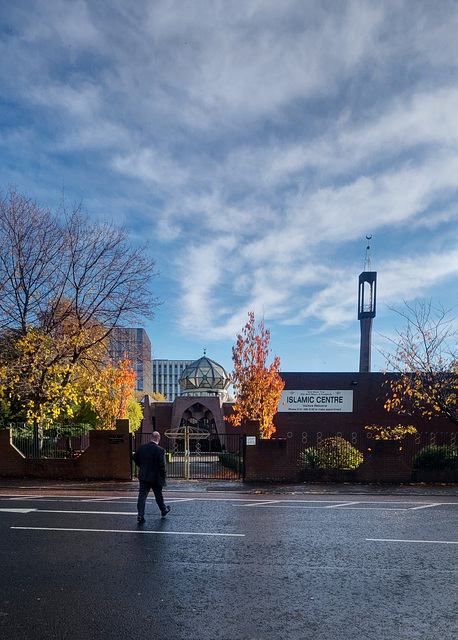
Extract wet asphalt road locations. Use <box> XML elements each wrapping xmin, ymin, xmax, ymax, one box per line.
<box><xmin>0</xmin><ymin>490</ymin><xmax>457</xmax><ymax>640</ymax></box>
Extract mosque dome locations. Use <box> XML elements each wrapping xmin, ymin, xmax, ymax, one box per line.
<box><xmin>179</xmin><ymin>354</ymin><xmax>230</xmax><ymax>396</ymax></box>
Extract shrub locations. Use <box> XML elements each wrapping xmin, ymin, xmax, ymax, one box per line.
<box><xmin>413</xmin><ymin>444</ymin><xmax>457</xmax><ymax>470</ymax></box>
<box><xmin>299</xmin><ymin>448</ymin><xmax>320</xmax><ymax>469</ymax></box>
<box><xmin>299</xmin><ymin>437</ymin><xmax>363</xmax><ymax>470</ymax></box>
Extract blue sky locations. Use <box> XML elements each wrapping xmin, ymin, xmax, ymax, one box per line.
<box><xmin>2</xmin><ymin>1</ymin><xmax>458</xmax><ymax>375</ymax></box>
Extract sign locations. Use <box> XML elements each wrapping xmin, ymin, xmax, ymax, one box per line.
<box><xmin>246</xmin><ymin>436</ymin><xmax>257</xmax><ymax>446</ymax></box>
<box><xmin>278</xmin><ymin>390</ymin><xmax>353</xmax><ymax>413</ymax></box>
<box><xmin>109</xmin><ymin>435</ymin><xmax>125</xmax><ymax>444</ymax></box>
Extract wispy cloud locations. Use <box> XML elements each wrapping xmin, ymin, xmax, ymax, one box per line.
<box><xmin>1</xmin><ymin>0</ymin><xmax>458</xmax><ymax>369</ymax></box>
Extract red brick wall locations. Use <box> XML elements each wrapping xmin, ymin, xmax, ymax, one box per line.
<box><xmin>273</xmin><ymin>372</ymin><xmax>454</xmax><ymax>436</ymax></box>
<box><xmin>245</xmin><ymin>438</ymin><xmax>297</xmax><ymax>482</ymax></box>
<box><xmin>0</xmin><ymin>421</ymin><xmax>131</xmax><ymax>480</ymax></box>
<box><xmin>153</xmin><ymin>373</ymin><xmax>455</xmax><ymax>438</ymax></box>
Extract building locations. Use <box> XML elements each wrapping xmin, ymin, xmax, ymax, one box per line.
<box><xmin>148</xmin><ymin>243</ymin><xmax>455</xmax><ymax>439</ymax></box>
<box><xmin>358</xmin><ymin>237</ymin><xmax>377</xmax><ymax>372</ymax></box>
<box><xmin>152</xmin><ymin>359</ymin><xmax>194</xmax><ymax>401</ymax></box>
<box><xmin>109</xmin><ymin>328</ymin><xmax>152</xmax><ymax>394</ymax></box>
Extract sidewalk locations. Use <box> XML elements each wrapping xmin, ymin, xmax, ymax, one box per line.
<box><xmin>0</xmin><ymin>476</ymin><xmax>457</xmax><ymax>496</ymax></box>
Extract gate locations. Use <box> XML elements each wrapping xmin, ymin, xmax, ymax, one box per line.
<box><xmin>131</xmin><ymin>429</ymin><xmax>243</xmax><ymax>480</ymax></box>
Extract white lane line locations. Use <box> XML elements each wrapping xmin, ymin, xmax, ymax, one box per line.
<box><xmin>80</xmin><ymin>497</ymin><xmax>130</xmax><ymax>502</ymax></box>
<box><xmin>325</xmin><ymin>501</ymin><xmax>360</xmax><ymax>508</ymax></box>
<box><xmin>11</xmin><ymin>526</ymin><xmax>244</xmax><ymax>537</ymax></box>
<box><xmin>0</xmin><ymin>508</ymin><xmax>37</xmax><ymax>513</ymax></box>
<box><xmin>367</xmin><ymin>538</ymin><xmax>458</xmax><ymax>545</ymax></box>
<box><xmin>7</xmin><ymin>496</ymin><xmax>49</xmax><ymax>500</ymax></box>
<box><xmin>240</xmin><ymin>500</ymin><xmax>281</xmax><ymax>507</ymax></box>
<box><xmin>37</xmin><ymin>510</ymin><xmax>138</xmax><ymax>515</ymax></box>
<box><xmin>409</xmin><ymin>503</ymin><xmax>442</xmax><ymax>510</ymax></box>
<box><xmin>236</xmin><ymin>503</ymin><xmax>409</xmax><ymax>511</ymax></box>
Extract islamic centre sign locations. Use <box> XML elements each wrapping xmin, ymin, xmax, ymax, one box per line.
<box><xmin>278</xmin><ymin>390</ymin><xmax>353</xmax><ymax>413</ymax></box>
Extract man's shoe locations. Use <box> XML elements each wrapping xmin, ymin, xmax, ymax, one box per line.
<box><xmin>161</xmin><ymin>505</ymin><xmax>170</xmax><ymax>518</ymax></box>
<box><xmin>137</xmin><ymin>515</ymin><xmax>145</xmax><ymax>523</ymax></box>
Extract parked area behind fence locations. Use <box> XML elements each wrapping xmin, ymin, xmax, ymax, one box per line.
<box><xmin>131</xmin><ymin>431</ymin><xmax>243</xmax><ymax>480</ymax></box>
<box><xmin>10</xmin><ymin>424</ymin><xmax>91</xmax><ymax>459</ymax></box>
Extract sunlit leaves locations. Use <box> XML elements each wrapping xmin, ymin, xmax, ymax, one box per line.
<box><xmin>383</xmin><ymin>300</ymin><xmax>458</xmax><ymax>426</ymax></box>
<box><xmin>0</xmin><ymin>186</ymin><xmax>159</xmax><ymax>426</ymax></box>
<box><xmin>365</xmin><ymin>423</ymin><xmax>417</xmax><ymax>441</ymax></box>
<box><xmin>85</xmin><ymin>359</ymin><xmax>136</xmax><ymax>430</ymax></box>
<box><xmin>228</xmin><ymin>311</ymin><xmax>284</xmax><ymax>439</ymax></box>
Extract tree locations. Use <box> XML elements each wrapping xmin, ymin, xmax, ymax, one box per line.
<box><xmin>150</xmin><ymin>392</ymin><xmax>167</xmax><ymax>401</ymax></box>
<box><xmin>382</xmin><ymin>299</ymin><xmax>458</xmax><ymax>426</ymax></box>
<box><xmin>0</xmin><ymin>186</ymin><xmax>159</xmax><ymax>425</ymax></box>
<box><xmin>126</xmin><ymin>398</ymin><xmax>143</xmax><ymax>433</ymax></box>
<box><xmin>228</xmin><ymin>311</ymin><xmax>284</xmax><ymax>438</ymax></box>
<box><xmin>0</xmin><ymin>187</ymin><xmax>160</xmax><ymax>337</ymax></box>
<box><xmin>87</xmin><ymin>359</ymin><xmax>136</xmax><ymax>430</ymax></box>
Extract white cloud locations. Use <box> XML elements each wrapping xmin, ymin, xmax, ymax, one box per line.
<box><xmin>3</xmin><ymin>0</ymin><xmax>458</xmax><ymax>369</ymax></box>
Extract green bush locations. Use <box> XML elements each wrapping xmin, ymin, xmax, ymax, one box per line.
<box><xmin>413</xmin><ymin>445</ymin><xmax>457</xmax><ymax>470</ymax></box>
<box><xmin>299</xmin><ymin>447</ymin><xmax>320</xmax><ymax>469</ymax></box>
<box><xmin>299</xmin><ymin>437</ymin><xmax>363</xmax><ymax>470</ymax></box>
<box><xmin>219</xmin><ymin>452</ymin><xmax>242</xmax><ymax>473</ymax></box>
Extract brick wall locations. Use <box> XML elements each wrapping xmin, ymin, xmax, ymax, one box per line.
<box><xmin>0</xmin><ymin>421</ymin><xmax>131</xmax><ymax>480</ymax></box>
<box><xmin>245</xmin><ymin>438</ymin><xmax>298</xmax><ymax>482</ymax></box>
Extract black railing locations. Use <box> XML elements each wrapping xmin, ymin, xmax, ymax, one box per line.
<box><xmin>131</xmin><ymin>431</ymin><xmax>243</xmax><ymax>480</ymax></box>
<box><xmin>5</xmin><ymin>423</ymin><xmax>91</xmax><ymax>459</ymax></box>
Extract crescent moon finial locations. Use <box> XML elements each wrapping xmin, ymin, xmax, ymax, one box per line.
<box><xmin>366</xmin><ymin>234</ymin><xmax>372</xmax><ymax>241</ymax></box>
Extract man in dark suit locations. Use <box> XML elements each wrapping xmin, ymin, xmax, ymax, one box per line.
<box><xmin>132</xmin><ymin>431</ymin><xmax>170</xmax><ymax>523</ymax></box>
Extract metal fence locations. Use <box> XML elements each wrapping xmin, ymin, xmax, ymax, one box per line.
<box><xmin>5</xmin><ymin>423</ymin><xmax>91</xmax><ymax>459</ymax></box>
<box><xmin>131</xmin><ymin>431</ymin><xmax>243</xmax><ymax>480</ymax></box>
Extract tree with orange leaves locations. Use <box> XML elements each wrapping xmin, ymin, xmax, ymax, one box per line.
<box><xmin>86</xmin><ymin>358</ymin><xmax>137</xmax><ymax>429</ymax></box>
<box><xmin>228</xmin><ymin>312</ymin><xmax>284</xmax><ymax>438</ymax></box>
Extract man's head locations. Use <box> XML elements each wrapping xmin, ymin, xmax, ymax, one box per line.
<box><xmin>151</xmin><ymin>431</ymin><xmax>161</xmax><ymax>444</ymax></box>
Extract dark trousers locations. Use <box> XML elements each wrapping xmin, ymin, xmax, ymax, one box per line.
<box><xmin>137</xmin><ymin>481</ymin><xmax>166</xmax><ymax>516</ymax></box>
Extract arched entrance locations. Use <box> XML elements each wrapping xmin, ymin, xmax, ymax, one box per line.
<box><xmin>163</xmin><ymin>402</ymin><xmax>242</xmax><ymax>480</ymax></box>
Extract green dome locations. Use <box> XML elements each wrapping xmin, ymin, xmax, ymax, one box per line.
<box><xmin>179</xmin><ymin>356</ymin><xmax>230</xmax><ymax>394</ymax></box>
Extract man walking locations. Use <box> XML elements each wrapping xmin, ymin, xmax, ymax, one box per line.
<box><xmin>132</xmin><ymin>431</ymin><xmax>170</xmax><ymax>523</ymax></box>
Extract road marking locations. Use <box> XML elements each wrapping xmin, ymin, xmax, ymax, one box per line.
<box><xmin>80</xmin><ymin>497</ymin><xmax>130</xmax><ymax>502</ymax></box>
<box><xmin>6</xmin><ymin>496</ymin><xmax>49</xmax><ymax>500</ymax></box>
<box><xmin>37</xmin><ymin>510</ymin><xmax>139</xmax><ymax>515</ymax></box>
<box><xmin>236</xmin><ymin>503</ymin><xmax>409</xmax><ymax>511</ymax></box>
<box><xmin>367</xmin><ymin>538</ymin><xmax>458</xmax><ymax>545</ymax></box>
<box><xmin>408</xmin><ymin>503</ymin><xmax>442</xmax><ymax>510</ymax></box>
<box><xmin>11</xmin><ymin>526</ymin><xmax>245</xmax><ymax>537</ymax></box>
<box><xmin>325</xmin><ymin>501</ymin><xmax>360</xmax><ymax>508</ymax></box>
<box><xmin>0</xmin><ymin>508</ymin><xmax>37</xmax><ymax>513</ymax></box>
<box><xmin>240</xmin><ymin>500</ymin><xmax>281</xmax><ymax>507</ymax></box>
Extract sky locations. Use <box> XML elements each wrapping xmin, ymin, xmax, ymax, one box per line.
<box><xmin>2</xmin><ymin>0</ymin><xmax>458</xmax><ymax>375</ymax></box>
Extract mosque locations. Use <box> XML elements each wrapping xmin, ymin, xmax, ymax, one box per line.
<box><xmin>142</xmin><ymin>242</ymin><xmax>454</xmax><ymax>438</ymax></box>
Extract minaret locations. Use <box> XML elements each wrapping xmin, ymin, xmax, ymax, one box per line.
<box><xmin>358</xmin><ymin>236</ymin><xmax>377</xmax><ymax>373</ymax></box>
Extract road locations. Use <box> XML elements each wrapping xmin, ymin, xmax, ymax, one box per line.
<box><xmin>0</xmin><ymin>490</ymin><xmax>457</xmax><ymax>640</ymax></box>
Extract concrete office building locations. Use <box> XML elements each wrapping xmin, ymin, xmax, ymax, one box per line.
<box><xmin>109</xmin><ymin>328</ymin><xmax>152</xmax><ymax>394</ymax></box>
<box><xmin>152</xmin><ymin>359</ymin><xmax>194</xmax><ymax>401</ymax></box>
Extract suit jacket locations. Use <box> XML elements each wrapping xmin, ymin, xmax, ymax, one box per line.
<box><xmin>132</xmin><ymin>442</ymin><xmax>167</xmax><ymax>486</ymax></box>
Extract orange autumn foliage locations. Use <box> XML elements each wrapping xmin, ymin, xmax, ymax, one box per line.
<box><xmin>228</xmin><ymin>312</ymin><xmax>284</xmax><ymax>438</ymax></box>
<box><xmin>88</xmin><ymin>358</ymin><xmax>136</xmax><ymax>429</ymax></box>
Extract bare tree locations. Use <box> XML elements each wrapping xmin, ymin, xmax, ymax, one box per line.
<box><xmin>0</xmin><ymin>187</ymin><xmax>65</xmax><ymax>334</ymax></box>
<box><xmin>0</xmin><ymin>186</ymin><xmax>159</xmax><ymax>341</ymax></box>
<box><xmin>382</xmin><ymin>299</ymin><xmax>458</xmax><ymax>426</ymax></box>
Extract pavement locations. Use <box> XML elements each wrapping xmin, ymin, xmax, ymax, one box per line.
<box><xmin>0</xmin><ymin>476</ymin><xmax>457</xmax><ymax>495</ymax></box>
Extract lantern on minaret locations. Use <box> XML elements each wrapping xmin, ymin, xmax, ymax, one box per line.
<box><xmin>358</xmin><ymin>236</ymin><xmax>377</xmax><ymax>373</ymax></box>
